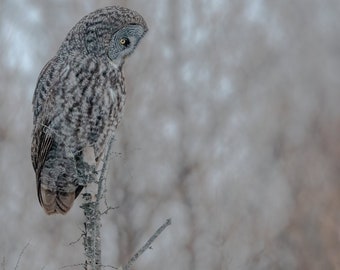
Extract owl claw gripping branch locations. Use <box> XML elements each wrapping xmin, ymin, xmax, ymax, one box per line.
<box><xmin>31</xmin><ymin>6</ymin><xmax>148</xmax><ymax>215</ymax></box>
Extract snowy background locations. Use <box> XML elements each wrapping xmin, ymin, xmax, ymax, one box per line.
<box><xmin>1</xmin><ymin>0</ymin><xmax>340</xmax><ymax>269</ymax></box>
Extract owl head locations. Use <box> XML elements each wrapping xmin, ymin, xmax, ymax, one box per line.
<box><xmin>59</xmin><ymin>6</ymin><xmax>148</xmax><ymax>68</ymax></box>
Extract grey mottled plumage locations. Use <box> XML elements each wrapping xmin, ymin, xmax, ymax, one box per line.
<box><xmin>31</xmin><ymin>6</ymin><xmax>148</xmax><ymax>215</ymax></box>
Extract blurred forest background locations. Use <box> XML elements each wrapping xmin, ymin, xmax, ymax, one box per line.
<box><xmin>1</xmin><ymin>0</ymin><xmax>340</xmax><ymax>269</ymax></box>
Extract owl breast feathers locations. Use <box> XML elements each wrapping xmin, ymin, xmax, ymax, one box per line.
<box><xmin>31</xmin><ymin>6</ymin><xmax>147</xmax><ymax>215</ymax></box>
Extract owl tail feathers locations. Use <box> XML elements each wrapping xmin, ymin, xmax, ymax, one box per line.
<box><xmin>39</xmin><ymin>186</ymin><xmax>83</xmax><ymax>215</ymax></box>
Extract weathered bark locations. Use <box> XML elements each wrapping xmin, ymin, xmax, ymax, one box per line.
<box><xmin>81</xmin><ymin>137</ymin><xmax>114</xmax><ymax>270</ymax></box>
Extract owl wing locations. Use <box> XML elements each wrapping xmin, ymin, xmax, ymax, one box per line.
<box><xmin>32</xmin><ymin>57</ymin><xmax>59</xmax><ymax>189</ymax></box>
<box><xmin>32</xmin><ymin>57</ymin><xmax>58</xmax><ymax>123</ymax></box>
<box><xmin>31</xmin><ymin>115</ymin><xmax>64</xmax><ymax>214</ymax></box>
<box><xmin>31</xmin><ymin>118</ymin><xmax>53</xmax><ymax>190</ymax></box>
<box><xmin>31</xmin><ymin>58</ymin><xmax>71</xmax><ymax>214</ymax></box>
<box><xmin>32</xmin><ymin>119</ymin><xmax>84</xmax><ymax>215</ymax></box>
<box><xmin>32</xmin><ymin>121</ymin><xmax>80</xmax><ymax>215</ymax></box>
<box><xmin>32</xmin><ymin>57</ymin><xmax>97</xmax><ymax>214</ymax></box>
<box><xmin>32</xmin><ymin>109</ymin><xmax>83</xmax><ymax>215</ymax></box>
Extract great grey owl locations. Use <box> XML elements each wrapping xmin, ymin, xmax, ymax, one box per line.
<box><xmin>31</xmin><ymin>6</ymin><xmax>148</xmax><ymax>215</ymax></box>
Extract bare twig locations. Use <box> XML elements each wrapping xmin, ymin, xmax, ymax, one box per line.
<box><xmin>81</xmin><ymin>193</ymin><xmax>101</xmax><ymax>269</ymax></box>
<box><xmin>79</xmin><ymin>135</ymin><xmax>170</xmax><ymax>270</ymax></box>
<box><xmin>68</xmin><ymin>232</ymin><xmax>85</xmax><ymax>246</ymax></box>
<box><xmin>59</xmin><ymin>263</ymin><xmax>84</xmax><ymax>269</ymax></box>
<box><xmin>100</xmin><ymin>206</ymin><xmax>119</xmax><ymax>216</ymax></box>
<box><xmin>101</xmin><ymin>265</ymin><xmax>118</xmax><ymax>269</ymax></box>
<box><xmin>1</xmin><ymin>257</ymin><xmax>5</xmax><ymax>270</ymax></box>
<box><xmin>14</xmin><ymin>243</ymin><xmax>29</xmax><ymax>270</ymax></box>
<box><xmin>96</xmin><ymin>137</ymin><xmax>116</xmax><ymax>204</ymax></box>
<box><xmin>81</xmin><ymin>136</ymin><xmax>115</xmax><ymax>270</ymax></box>
<box><xmin>60</xmin><ymin>263</ymin><xmax>118</xmax><ymax>269</ymax></box>
<box><xmin>122</xmin><ymin>218</ymin><xmax>172</xmax><ymax>270</ymax></box>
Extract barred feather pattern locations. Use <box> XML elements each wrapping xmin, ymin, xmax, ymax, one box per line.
<box><xmin>34</xmin><ymin>56</ymin><xmax>125</xmax><ymax>154</ymax></box>
<box><xmin>31</xmin><ymin>6</ymin><xmax>147</xmax><ymax>215</ymax></box>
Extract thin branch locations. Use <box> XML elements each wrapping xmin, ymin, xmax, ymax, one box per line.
<box><xmin>122</xmin><ymin>218</ymin><xmax>172</xmax><ymax>270</ymax></box>
<box><xmin>100</xmin><ymin>206</ymin><xmax>119</xmax><ymax>216</ymax></box>
<box><xmin>81</xmin><ymin>194</ymin><xmax>101</xmax><ymax>270</ymax></box>
<box><xmin>59</xmin><ymin>263</ymin><xmax>84</xmax><ymax>269</ymax></box>
<box><xmin>68</xmin><ymin>232</ymin><xmax>85</xmax><ymax>246</ymax></box>
<box><xmin>101</xmin><ymin>265</ymin><xmax>118</xmax><ymax>269</ymax></box>
<box><xmin>96</xmin><ymin>136</ymin><xmax>116</xmax><ymax>204</ymax></box>
<box><xmin>14</xmin><ymin>243</ymin><xmax>29</xmax><ymax>270</ymax></box>
<box><xmin>1</xmin><ymin>257</ymin><xmax>5</xmax><ymax>270</ymax></box>
<box><xmin>60</xmin><ymin>263</ymin><xmax>118</xmax><ymax>270</ymax></box>
<box><xmin>81</xmin><ymin>136</ymin><xmax>116</xmax><ymax>270</ymax></box>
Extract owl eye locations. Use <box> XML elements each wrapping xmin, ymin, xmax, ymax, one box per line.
<box><xmin>119</xmin><ymin>37</ymin><xmax>130</xmax><ymax>46</ymax></box>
